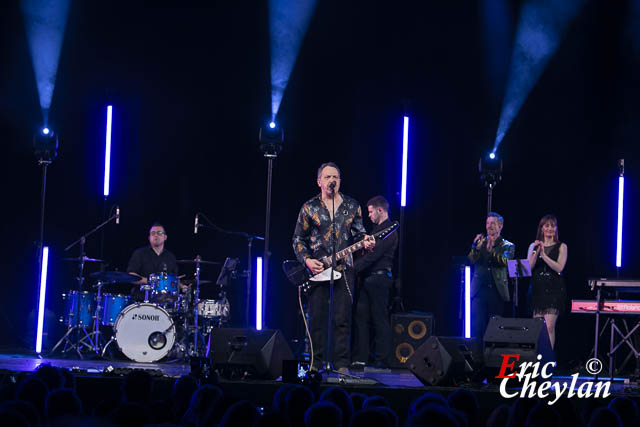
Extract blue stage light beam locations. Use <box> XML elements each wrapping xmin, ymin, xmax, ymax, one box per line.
<box><xmin>35</xmin><ymin>246</ymin><xmax>49</xmax><ymax>354</ymax></box>
<box><xmin>21</xmin><ymin>0</ymin><xmax>71</xmax><ymax>126</ymax></box>
<box><xmin>269</xmin><ymin>0</ymin><xmax>317</xmax><ymax>119</ymax></box>
<box><xmin>493</xmin><ymin>0</ymin><xmax>585</xmax><ymax>152</ymax></box>
<box><xmin>401</xmin><ymin>116</ymin><xmax>409</xmax><ymax>207</ymax></box>
<box><xmin>103</xmin><ymin>105</ymin><xmax>113</xmax><ymax>197</ymax></box>
<box><xmin>464</xmin><ymin>266</ymin><xmax>471</xmax><ymax>338</ymax></box>
<box><xmin>481</xmin><ymin>0</ymin><xmax>514</xmax><ymax>102</ymax></box>
<box><xmin>256</xmin><ymin>257</ymin><xmax>263</xmax><ymax>331</ymax></box>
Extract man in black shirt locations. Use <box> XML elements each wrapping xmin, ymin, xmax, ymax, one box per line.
<box><xmin>292</xmin><ymin>162</ymin><xmax>375</xmax><ymax>373</ymax></box>
<box><xmin>352</xmin><ymin>196</ymin><xmax>398</xmax><ymax>368</ymax></box>
<box><xmin>127</xmin><ymin>222</ymin><xmax>178</xmax><ymax>296</ymax></box>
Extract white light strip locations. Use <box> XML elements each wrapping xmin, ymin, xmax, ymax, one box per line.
<box><xmin>36</xmin><ymin>246</ymin><xmax>49</xmax><ymax>353</ymax></box>
<box><xmin>616</xmin><ymin>176</ymin><xmax>624</xmax><ymax>268</ymax></box>
<box><xmin>256</xmin><ymin>257</ymin><xmax>263</xmax><ymax>330</ymax></box>
<box><xmin>464</xmin><ymin>266</ymin><xmax>471</xmax><ymax>339</ymax></box>
<box><xmin>103</xmin><ymin>105</ymin><xmax>112</xmax><ymax>197</ymax></box>
<box><xmin>401</xmin><ymin>116</ymin><xmax>409</xmax><ymax>207</ymax></box>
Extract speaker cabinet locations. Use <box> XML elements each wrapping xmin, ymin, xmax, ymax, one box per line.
<box><xmin>209</xmin><ymin>328</ymin><xmax>293</xmax><ymax>379</ymax></box>
<box><xmin>386</xmin><ymin>312</ymin><xmax>434</xmax><ymax>368</ymax></box>
<box><xmin>483</xmin><ymin>316</ymin><xmax>555</xmax><ymax>376</ymax></box>
<box><xmin>407</xmin><ymin>336</ymin><xmax>481</xmax><ymax>386</ymax></box>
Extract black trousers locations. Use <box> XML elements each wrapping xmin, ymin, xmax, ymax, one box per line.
<box><xmin>471</xmin><ymin>284</ymin><xmax>504</xmax><ymax>340</ymax></box>
<box><xmin>353</xmin><ymin>274</ymin><xmax>393</xmax><ymax>364</ymax></box>
<box><xmin>308</xmin><ymin>276</ymin><xmax>353</xmax><ymax>369</ymax></box>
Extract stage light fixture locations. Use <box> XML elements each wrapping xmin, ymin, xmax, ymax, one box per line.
<box><xmin>34</xmin><ymin>129</ymin><xmax>59</xmax><ymax>162</ymax></box>
<box><xmin>401</xmin><ymin>116</ymin><xmax>409</xmax><ymax>207</ymax></box>
<box><xmin>464</xmin><ymin>266</ymin><xmax>471</xmax><ymax>339</ymax></box>
<box><xmin>259</xmin><ymin>121</ymin><xmax>284</xmax><ymax>157</ymax></box>
<box><xmin>104</xmin><ymin>105</ymin><xmax>113</xmax><ymax>197</ymax></box>
<box><xmin>35</xmin><ymin>246</ymin><xmax>49</xmax><ymax>354</ymax></box>
<box><xmin>256</xmin><ymin>257</ymin><xmax>263</xmax><ymax>331</ymax></box>
<box><xmin>616</xmin><ymin>159</ymin><xmax>624</xmax><ymax>269</ymax></box>
<box><xmin>479</xmin><ymin>152</ymin><xmax>502</xmax><ymax>187</ymax></box>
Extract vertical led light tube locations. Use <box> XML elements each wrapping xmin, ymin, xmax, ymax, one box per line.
<box><xmin>464</xmin><ymin>266</ymin><xmax>471</xmax><ymax>339</ymax></box>
<box><xmin>401</xmin><ymin>116</ymin><xmax>409</xmax><ymax>207</ymax></box>
<box><xmin>256</xmin><ymin>257</ymin><xmax>263</xmax><ymax>330</ymax></box>
<box><xmin>103</xmin><ymin>105</ymin><xmax>113</xmax><ymax>197</ymax></box>
<box><xmin>35</xmin><ymin>246</ymin><xmax>49</xmax><ymax>353</ymax></box>
<box><xmin>616</xmin><ymin>176</ymin><xmax>624</xmax><ymax>268</ymax></box>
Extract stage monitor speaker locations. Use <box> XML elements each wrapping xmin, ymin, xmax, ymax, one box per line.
<box><xmin>387</xmin><ymin>312</ymin><xmax>434</xmax><ymax>368</ymax></box>
<box><xmin>407</xmin><ymin>336</ymin><xmax>481</xmax><ymax>386</ymax></box>
<box><xmin>483</xmin><ymin>316</ymin><xmax>555</xmax><ymax>377</ymax></box>
<box><xmin>209</xmin><ymin>328</ymin><xmax>293</xmax><ymax>380</ymax></box>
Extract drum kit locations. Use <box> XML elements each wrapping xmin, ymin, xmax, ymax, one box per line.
<box><xmin>51</xmin><ymin>256</ymin><xmax>237</xmax><ymax>363</ymax></box>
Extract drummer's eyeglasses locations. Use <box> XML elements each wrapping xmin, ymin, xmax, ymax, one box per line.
<box><xmin>150</xmin><ymin>231</ymin><xmax>166</xmax><ymax>236</ymax></box>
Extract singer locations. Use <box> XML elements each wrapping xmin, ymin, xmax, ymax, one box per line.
<box><xmin>527</xmin><ymin>215</ymin><xmax>567</xmax><ymax>348</ymax></box>
<box><xmin>292</xmin><ymin>162</ymin><xmax>375</xmax><ymax>373</ymax></box>
<box><xmin>468</xmin><ymin>212</ymin><xmax>515</xmax><ymax>339</ymax></box>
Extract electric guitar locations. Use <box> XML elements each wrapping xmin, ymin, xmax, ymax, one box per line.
<box><xmin>283</xmin><ymin>220</ymin><xmax>400</xmax><ymax>294</ymax></box>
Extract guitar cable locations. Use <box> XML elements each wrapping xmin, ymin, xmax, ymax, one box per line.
<box><xmin>298</xmin><ymin>285</ymin><xmax>314</xmax><ymax>370</ymax></box>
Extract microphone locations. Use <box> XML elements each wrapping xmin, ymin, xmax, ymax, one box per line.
<box><xmin>116</xmin><ymin>206</ymin><xmax>120</xmax><ymax>224</ymax></box>
<box><xmin>329</xmin><ymin>181</ymin><xmax>336</xmax><ymax>193</ymax></box>
<box><xmin>194</xmin><ymin>213</ymin><xmax>199</xmax><ymax>234</ymax></box>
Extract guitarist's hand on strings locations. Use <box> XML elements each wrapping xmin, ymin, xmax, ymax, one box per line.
<box><xmin>305</xmin><ymin>258</ymin><xmax>325</xmax><ymax>275</ymax></box>
<box><xmin>363</xmin><ymin>235</ymin><xmax>376</xmax><ymax>251</ymax></box>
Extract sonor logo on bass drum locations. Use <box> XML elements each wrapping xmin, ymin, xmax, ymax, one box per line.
<box><xmin>131</xmin><ymin>314</ymin><xmax>161</xmax><ymax>321</ymax></box>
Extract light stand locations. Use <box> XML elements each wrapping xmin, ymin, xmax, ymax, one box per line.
<box><xmin>34</xmin><ymin>129</ymin><xmax>58</xmax><ymax>355</ymax></box>
<box><xmin>479</xmin><ymin>154</ymin><xmax>502</xmax><ymax>214</ymax></box>
<box><xmin>258</xmin><ymin>122</ymin><xmax>283</xmax><ymax>329</ymax></box>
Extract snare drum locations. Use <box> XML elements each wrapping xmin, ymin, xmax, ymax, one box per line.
<box><xmin>101</xmin><ymin>294</ymin><xmax>131</xmax><ymax>326</ymax></box>
<box><xmin>196</xmin><ymin>298</ymin><xmax>230</xmax><ymax>320</ymax></box>
<box><xmin>114</xmin><ymin>303</ymin><xmax>176</xmax><ymax>363</ymax></box>
<box><xmin>149</xmin><ymin>273</ymin><xmax>179</xmax><ymax>295</ymax></box>
<box><xmin>61</xmin><ymin>291</ymin><xmax>96</xmax><ymax>327</ymax></box>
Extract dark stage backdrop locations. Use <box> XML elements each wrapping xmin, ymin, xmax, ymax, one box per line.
<box><xmin>0</xmin><ymin>1</ymin><xmax>638</xmax><ymax>366</ymax></box>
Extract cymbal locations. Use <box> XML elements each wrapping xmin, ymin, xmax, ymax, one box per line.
<box><xmin>63</xmin><ymin>256</ymin><xmax>105</xmax><ymax>263</ymax></box>
<box><xmin>176</xmin><ymin>258</ymin><xmax>220</xmax><ymax>265</ymax></box>
<box><xmin>89</xmin><ymin>271</ymin><xmax>140</xmax><ymax>284</ymax></box>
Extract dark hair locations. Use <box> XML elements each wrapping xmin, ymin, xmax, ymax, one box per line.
<box><xmin>535</xmin><ymin>215</ymin><xmax>559</xmax><ymax>242</ymax></box>
<box><xmin>149</xmin><ymin>222</ymin><xmax>166</xmax><ymax>232</ymax></box>
<box><xmin>317</xmin><ymin>162</ymin><xmax>341</xmax><ymax>179</ymax></box>
<box><xmin>487</xmin><ymin>212</ymin><xmax>503</xmax><ymax>225</ymax></box>
<box><xmin>367</xmin><ymin>196</ymin><xmax>389</xmax><ymax>213</ymax></box>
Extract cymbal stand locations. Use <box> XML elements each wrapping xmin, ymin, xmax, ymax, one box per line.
<box><xmin>195</xmin><ymin>213</ymin><xmax>264</xmax><ymax>327</ymax></box>
<box><xmin>80</xmin><ymin>281</ymin><xmax>107</xmax><ymax>355</ymax></box>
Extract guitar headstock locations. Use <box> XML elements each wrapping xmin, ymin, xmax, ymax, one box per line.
<box><xmin>374</xmin><ymin>220</ymin><xmax>400</xmax><ymax>240</ymax></box>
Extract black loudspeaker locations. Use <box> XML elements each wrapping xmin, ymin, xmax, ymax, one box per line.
<box><xmin>387</xmin><ymin>312</ymin><xmax>435</xmax><ymax>368</ymax></box>
<box><xmin>407</xmin><ymin>336</ymin><xmax>482</xmax><ymax>386</ymax></box>
<box><xmin>209</xmin><ymin>328</ymin><xmax>293</xmax><ymax>380</ymax></box>
<box><xmin>483</xmin><ymin>316</ymin><xmax>555</xmax><ymax>377</ymax></box>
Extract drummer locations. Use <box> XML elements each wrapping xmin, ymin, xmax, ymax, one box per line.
<box><xmin>127</xmin><ymin>223</ymin><xmax>187</xmax><ymax>301</ymax></box>
<box><xmin>127</xmin><ymin>223</ymin><xmax>178</xmax><ymax>283</ymax></box>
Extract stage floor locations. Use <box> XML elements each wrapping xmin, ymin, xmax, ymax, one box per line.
<box><xmin>2</xmin><ymin>350</ymin><xmax>639</xmax><ymax>422</ymax></box>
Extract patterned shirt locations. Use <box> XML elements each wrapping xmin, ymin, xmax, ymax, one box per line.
<box><xmin>292</xmin><ymin>193</ymin><xmax>367</xmax><ymax>266</ymax></box>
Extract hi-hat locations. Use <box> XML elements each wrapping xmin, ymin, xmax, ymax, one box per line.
<box><xmin>63</xmin><ymin>256</ymin><xmax>105</xmax><ymax>263</ymax></box>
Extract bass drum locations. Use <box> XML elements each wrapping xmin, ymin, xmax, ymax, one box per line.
<box><xmin>114</xmin><ymin>303</ymin><xmax>176</xmax><ymax>363</ymax></box>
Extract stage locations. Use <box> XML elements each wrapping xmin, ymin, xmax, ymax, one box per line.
<box><xmin>1</xmin><ymin>349</ymin><xmax>637</xmax><ymax>423</ymax></box>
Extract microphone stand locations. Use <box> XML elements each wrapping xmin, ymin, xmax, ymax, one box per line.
<box><xmin>195</xmin><ymin>214</ymin><xmax>264</xmax><ymax>327</ymax></box>
<box><xmin>50</xmin><ymin>212</ymin><xmax>119</xmax><ymax>357</ymax></box>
